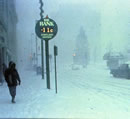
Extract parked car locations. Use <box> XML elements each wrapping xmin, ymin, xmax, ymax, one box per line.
<box><xmin>71</xmin><ymin>64</ymin><xmax>83</xmax><ymax>70</ymax></box>
<box><xmin>110</xmin><ymin>64</ymin><xmax>130</xmax><ymax>79</ymax></box>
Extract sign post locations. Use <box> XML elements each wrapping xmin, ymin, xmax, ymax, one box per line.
<box><xmin>54</xmin><ymin>45</ymin><xmax>58</xmax><ymax>93</ymax></box>
<box><xmin>35</xmin><ymin>16</ymin><xmax>58</xmax><ymax>89</ymax></box>
<box><xmin>41</xmin><ymin>40</ymin><xmax>44</xmax><ymax>79</ymax></box>
<box><xmin>45</xmin><ymin>40</ymin><xmax>50</xmax><ymax>89</ymax></box>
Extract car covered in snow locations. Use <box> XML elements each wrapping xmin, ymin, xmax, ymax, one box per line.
<box><xmin>103</xmin><ymin>52</ymin><xmax>124</xmax><ymax>70</ymax></box>
<box><xmin>71</xmin><ymin>64</ymin><xmax>83</xmax><ymax>70</ymax></box>
<box><xmin>110</xmin><ymin>63</ymin><xmax>130</xmax><ymax>79</ymax></box>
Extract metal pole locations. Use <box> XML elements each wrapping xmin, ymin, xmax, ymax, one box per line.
<box><xmin>54</xmin><ymin>55</ymin><xmax>57</xmax><ymax>93</ymax></box>
<box><xmin>35</xmin><ymin>35</ymin><xmax>38</xmax><ymax>67</ymax></box>
<box><xmin>31</xmin><ymin>33</ymin><xmax>34</xmax><ymax>68</ymax></box>
<box><xmin>49</xmin><ymin>55</ymin><xmax>52</xmax><ymax>72</ymax></box>
<box><xmin>45</xmin><ymin>40</ymin><xmax>50</xmax><ymax>89</ymax></box>
<box><xmin>35</xmin><ymin>20</ymin><xmax>38</xmax><ymax>67</ymax></box>
<box><xmin>41</xmin><ymin>40</ymin><xmax>44</xmax><ymax>79</ymax></box>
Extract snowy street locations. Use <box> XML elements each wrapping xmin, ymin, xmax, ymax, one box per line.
<box><xmin>1</xmin><ymin>0</ymin><xmax>130</xmax><ymax>119</ymax></box>
<box><xmin>1</xmin><ymin>62</ymin><xmax>130</xmax><ymax>118</ymax></box>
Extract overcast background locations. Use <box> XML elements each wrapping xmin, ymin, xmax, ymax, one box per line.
<box><xmin>15</xmin><ymin>0</ymin><xmax>130</xmax><ymax>68</ymax></box>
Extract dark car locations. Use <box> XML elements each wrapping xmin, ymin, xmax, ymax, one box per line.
<box><xmin>110</xmin><ymin>64</ymin><xmax>130</xmax><ymax>79</ymax></box>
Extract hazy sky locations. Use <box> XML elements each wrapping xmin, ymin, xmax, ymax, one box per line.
<box><xmin>16</xmin><ymin>0</ymin><xmax>130</xmax><ymax>64</ymax></box>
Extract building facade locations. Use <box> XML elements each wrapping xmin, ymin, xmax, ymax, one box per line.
<box><xmin>0</xmin><ymin>0</ymin><xmax>18</xmax><ymax>83</ymax></box>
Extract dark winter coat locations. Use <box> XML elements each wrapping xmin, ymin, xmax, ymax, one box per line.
<box><xmin>4</xmin><ymin>68</ymin><xmax>21</xmax><ymax>87</ymax></box>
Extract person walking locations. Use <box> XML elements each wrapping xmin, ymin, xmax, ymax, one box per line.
<box><xmin>4</xmin><ymin>61</ymin><xmax>21</xmax><ymax>103</ymax></box>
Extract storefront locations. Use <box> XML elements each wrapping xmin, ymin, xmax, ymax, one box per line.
<box><xmin>0</xmin><ymin>23</ymin><xmax>7</xmax><ymax>84</ymax></box>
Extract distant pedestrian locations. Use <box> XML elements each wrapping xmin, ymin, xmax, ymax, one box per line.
<box><xmin>4</xmin><ymin>61</ymin><xmax>21</xmax><ymax>103</ymax></box>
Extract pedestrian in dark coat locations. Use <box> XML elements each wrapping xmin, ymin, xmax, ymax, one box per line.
<box><xmin>4</xmin><ymin>61</ymin><xmax>21</xmax><ymax>103</ymax></box>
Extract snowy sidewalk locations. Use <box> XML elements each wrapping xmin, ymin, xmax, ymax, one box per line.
<box><xmin>0</xmin><ymin>63</ymin><xmax>130</xmax><ymax>118</ymax></box>
<box><xmin>0</xmin><ymin>69</ymin><xmax>56</xmax><ymax>118</ymax></box>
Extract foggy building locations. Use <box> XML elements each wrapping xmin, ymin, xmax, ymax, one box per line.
<box><xmin>50</xmin><ymin>3</ymin><xmax>101</xmax><ymax>63</ymax></box>
<box><xmin>73</xmin><ymin>27</ymin><xmax>89</xmax><ymax>67</ymax></box>
<box><xmin>0</xmin><ymin>0</ymin><xmax>18</xmax><ymax>83</ymax></box>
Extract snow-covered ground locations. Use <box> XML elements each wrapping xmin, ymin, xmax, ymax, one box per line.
<box><xmin>0</xmin><ymin>62</ymin><xmax>130</xmax><ymax>119</ymax></box>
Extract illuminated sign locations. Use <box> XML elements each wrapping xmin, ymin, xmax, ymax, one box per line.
<box><xmin>35</xmin><ymin>17</ymin><xmax>58</xmax><ymax>40</ymax></box>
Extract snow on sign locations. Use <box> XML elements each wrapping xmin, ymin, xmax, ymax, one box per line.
<box><xmin>35</xmin><ymin>17</ymin><xmax>58</xmax><ymax>40</ymax></box>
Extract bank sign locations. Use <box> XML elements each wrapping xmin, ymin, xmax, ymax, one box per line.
<box><xmin>35</xmin><ymin>18</ymin><xmax>58</xmax><ymax>41</ymax></box>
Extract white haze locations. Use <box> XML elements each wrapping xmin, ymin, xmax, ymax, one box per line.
<box><xmin>16</xmin><ymin>0</ymin><xmax>130</xmax><ymax>68</ymax></box>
